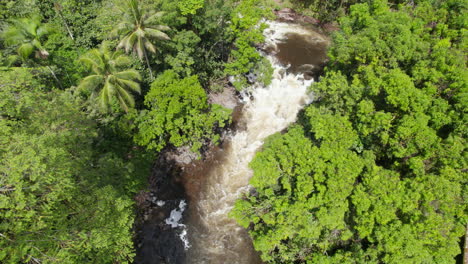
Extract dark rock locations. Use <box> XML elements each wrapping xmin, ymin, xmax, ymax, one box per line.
<box><xmin>322</xmin><ymin>22</ymin><xmax>340</xmax><ymax>33</ymax></box>
<box><xmin>136</xmin><ymin>224</ymin><xmax>186</xmax><ymax>264</ymax></box>
<box><xmin>302</xmin><ymin>16</ymin><xmax>320</xmax><ymax>25</ymax></box>
<box><xmin>297</xmin><ymin>63</ymin><xmax>316</xmax><ymax>73</ymax></box>
<box><xmin>297</xmin><ymin>63</ymin><xmax>323</xmax><ymax>80</ymax></box>
<box><xmin>245</xmin><ymin>71</ymin><xmax>258</xmax><ymax>84</ymax></box>
<box><xmin>274</xmin><ymin>8</ymin><xmax>320</xmax><ymax>25</ymax></box>
<box><xmin>208</xmin><ymin>84</ymin><xmax>238</xmax><ymax>110</ymax></box>
<box><xmin>275</xmin><ymin>8</ymin><xmax>296</xmax><ymax>22</ymax></box>
<box><xmin>134</xmin><ymin>156</ymin><xmax>187</xmax><ymax>264</ymax></box>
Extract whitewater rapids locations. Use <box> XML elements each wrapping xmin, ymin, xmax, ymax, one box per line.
<box><xmin>184</xmin><ymin>21</ymin><xmax>328</xmax><ymax>264</ymax></box>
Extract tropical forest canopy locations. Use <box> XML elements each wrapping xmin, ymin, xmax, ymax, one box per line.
<box><xmin>232</xmin><ymin>0</ymin><xmax>467</xmax><ymax>263</ymax></box>
<box><xmin>0</xmin><ymin>0</ymin><xmax>466</xmax><ymax>263</ymax></box>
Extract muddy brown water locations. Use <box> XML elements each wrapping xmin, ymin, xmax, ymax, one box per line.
<box><xmin>275</xmin><ymin>32</ymin><xmax>328</xmax><ymax>74</ymax></box>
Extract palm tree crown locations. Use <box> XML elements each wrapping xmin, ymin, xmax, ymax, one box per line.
<box><xmin>111</xmin><ymin>0</ymin><xmax>171</xmax><ymax>79</ymax></box>
<box><xmin>2</xmin><ymin>15</ymin><xmax>51</xmax><ymax>60</ymax></box>
<box><xmin>78</xmin><ymin>42</ymin><xmax>142</xmax><ymax>113</ymax></box>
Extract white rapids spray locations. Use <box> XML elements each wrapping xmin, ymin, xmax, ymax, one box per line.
<box><xmin>185</xmin><ymin>21</ymin><xmax>326</xmax><ymax>263</ymax></box>
<box><xmin>165</xmin><ymin>200</ymin><xmax>191</xmax><ymax>250</ymax></box>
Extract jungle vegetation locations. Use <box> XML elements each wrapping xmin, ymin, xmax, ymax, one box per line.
<box><xmin>0</xmin><ymin>0</ymin><xmax>466</xmax><ymax>263</ymax></box>
<box><xmin>232</xmin><ymin>0</ymin><xmax>467</xmax><ymax>263</ymax></box>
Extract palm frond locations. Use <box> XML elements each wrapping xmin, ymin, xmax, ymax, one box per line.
<box><xmin>115</xmin><ymin>70</ymin><xmax>142</xmax><ymax>81</ymax></box>
<box><xmin>155</xmin><ymin>25</ymin><xmax>171</xmax><ymax>31</ymax></box>
<box><xmin>100</xmin><ymin>79</ymin><xmax>114</xmax><ymax>111</ymax></box>
<box><xmin>117</xmin><ymin>35</ymin><xmax>128</xmax><ymax>50</ymax></box>
<box><xmin>99</xmin><ymin>88</ymin><xmax>111</xmax><ymax>112</ymax></box>
<box><xmin>110</xmin><ymin>22</ymin><xmax>132</xmax><ymax>38</ymax></box>
<box><xmin>128</xmin><ymin>0</ymin><xmax>142</xmax><ymax>25</ymax></box>
<box><xmin>81</xmin><ymin>49</ymin><xmax>107</xmax><ymax>74</ymax></box>
<box><xmin>2</xmin><ymin>27</ymin><xmax>26</xmax><ymax>45</ymax></box>
<box><xmin>2</xmin><ymin>16</ymin><xmax>51</xmax><ymax>61</ymax></box>
<box><xmin>112</xmin><ymin>55</ymin><xmax>132</xmax><ymax>67</ymax></box>
<box><xmin>143</xmin><ymin>12</ymin><xmax>165</xmax><ymax>25</ymax></box>
<box><xmin>136</xmin><ymin>37</ymin><xmax>144</xmax><ymax>59</ymax></box>
<box><xmin>6</xmin><ymin>55</ymin><xmax>20</xmax><ymax>66</ymax></box>
<box><xmin>11</xmin><ymin>18</ymin><xmax>34</xmax><ymax>37</ymax></box>
<box><xmin>112</xmin><ymin>49</ymin><xmax>125</xmax><ymax>58</ymax></box>
<box><xmin>145</xmin><ymin>28</ymin><xmax>170</xmax><ymax>41</ymax></box>
<box><xmin>144</xmin><ymin>40</ymin><xmax>156</xmax><ymax>54</ymax></box>
<box><xmin>125</xmin><ymin>35</ymin><xmax>136</xmax><ymax>54</ymax></box>
<box><xmin>17</xmin><ymin>43</ymin><xmax>34</xmax><ymax>59</ymax></box>
<box><xmin>116</xmin><ymin>85</ymin><xmax>135</xmax><ymax>109</ymax></box>
<box><xmin>79</xmin><ymin>56</ymin><xmax>102</xmax><ymax>74</ymax></box>
<box><xmin>99</xmin><ymin>42</ymin><xmax>112</xmax><ymax>57</ymax></box>
<box><xmin>116</xmin><ymin>93</ymin><xmax>130</xmax><ymax>112</ymax></box>
<box><xmin>79</xmin><ymin>56</ymin><xmax>97</xmax><ymax>68</ymax></box>
<box><xmin>77</xmin><ymin>75</ymin><xmax>104</xmax><ymax>92</ymax></box>
<box><xmin>117</xmin><ymin>78</ymin><xmax>141</xmax><ymax>94</ymax></box>
<box><xmin>36</xmin><ymin>24</ymin><xmax>53</xmax><ymax>38</ymax></box>
<box><xmin>20</xmin><ymin>17</ymin><xmax>39</xmax><ymax>37</ymax></box>
<box><xmin>135</xmin><ymin>28</ymin><xmax>145</xmax><ymax>38</ymax></box>
<box><xmin>31</xmin><ymin>39</ymin><xmax>44</xmax><ymax>50</ymax></box>
<box><xmin>119</xmin><ymin>33</ymin><xmax>138</xmax><ymax>54</ymax></box>
<box><xmin>77</xmin><ymin>40</ymin><xmax>142</xmax><ymax>113</ymax></box>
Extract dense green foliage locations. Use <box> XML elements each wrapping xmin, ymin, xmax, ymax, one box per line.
<box><xmin>286</xmin><ymin>0</ymin><xmax>360</xmax><ymax>23</ymax></box>
<box><xmin>2</xmin><ymin>15</ymin><xmax>52</xmax><ymax>60</ymax></box>
<box><xmin>0</xmin><ymin>68</ymin><xmax>150</xmax><ymax>263</ymax></box>
<box><xmin>2</xmin><ymin>0</ymin><xmax>466</xmax><ymax>262</ymax></box>
<box><xmin>233</xmin><ymin>0</ymin><xmax>467</xmax><ymax>263</ymax></box>
<box><xmin>177</xmin><ymin>0</ymin><xmax>205</xmax><ymax>15</ymax></box>
<box><xmin>224</xmin><ymin>0</ymin><xmax>275</xmax><ymax>90</ymax></box>
<box><xmin>0</xmin><ymin>0</ymin><xmax>256</xmax><ymax>262</ymax></box>
<box><xmin>134</xmin><ymin>70</ymin><xmax>231</xmax><ymax>152</ymax></box>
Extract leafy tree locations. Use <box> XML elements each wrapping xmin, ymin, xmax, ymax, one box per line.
<box><xmin>177</xmin><ymin>0</ymin><xmax>204</xmax><ymax>15</ymax></box>
<box><xmin>233</xmin><ymin>0</ymin><xmax>467</xmax><ymax>263</ymax></box>
<box><xmin>111</xmin><ymin>0</ymin><xmax>171</xmax><ymax>79</ymax></box>
<box><xmin>232</xmin><ymin>110</ymin><xmax>365</xmax><ymax>263</ymax></box>
<box><xmin>134</xmin><ymin>70</ymin><xmax>231</xmax><ymax>152</ymax></box>
<box><xmin>78</xmin><ymin>42</ymin><xmax>142</xmax><ymax>113</ymax></box>
<box><xmin>164</xmin><ymin>30</ymin><xmax>201</xmax><ymax>77</ymax></box>
<box><xmin>0</xmin><ymin>68</ymin><xmax>146</xmax><ymax>263</ymax></box>
<box><xmin>224</xmin><ymin>0</ymin><xmax>274</xmax><ymax>90</ymax></box>
<box><xmin>168</xmin><ymin>0</ymin><xmax>236</xmax><ymax>85</ymax></box>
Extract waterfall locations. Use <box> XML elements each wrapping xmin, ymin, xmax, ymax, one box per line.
<box><xmin>184</xmin><ymin>21</ymin><xmax>327</xmax><ymax>264</ymax></box>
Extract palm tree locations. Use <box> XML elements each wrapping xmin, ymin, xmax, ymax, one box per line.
<box><xmin>1</xmin><ymin>15</ymin><xmax>62</xmax><ymax>87</ymax></box>
<box><xmin>111</xmin><ymin>0</ymin><xmax>171</xmax><ymax>79</ymax></box>
<box><xmin>78</xmin><ymin>42</ymin><xmax>142</xmax><ymax>113</ymax></box>
<box><xmin>2</xmin><ymin>15</ymin><xmax>51</xmax><ymax>60</ymax></box>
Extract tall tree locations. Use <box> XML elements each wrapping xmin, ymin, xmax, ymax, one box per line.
<box><xmin>78</xmin><ymin>42</ymin><xmax>141</xmax><ymax>113</ymax></box>
<box><xmin>134</xmin><ymin>70</ymin><xmax>231</xmax><ymax>152</ymax></box>
<box><xmin>233</xmin><ymin>0</ymin><xmax>467</xmax><ymax>263</ymax></box>
<box><xmin>111</xmin><ymin>0</ymin><xmax>171</xmax><ymax>79</ymax></box>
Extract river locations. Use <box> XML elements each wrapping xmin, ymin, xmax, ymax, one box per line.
<box><xmin>180</xmin><ymin>21</ymin><xmax>329</xmax><ymax>264</ymax></box>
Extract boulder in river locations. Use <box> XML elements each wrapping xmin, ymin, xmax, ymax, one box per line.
<box><xmin>134</xmin><ymin>156</ymin><xmax>187</xmax><ymax>264</ymax></box>
<box><xmin>208</xmin><ymin>85</ymin><xmax>238</xmax><ymax>110</ymax></box>
<box><xmin>274</xmin><ymin>8</ymin><xmax>320</xmax><ymax>25</ymax></box>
